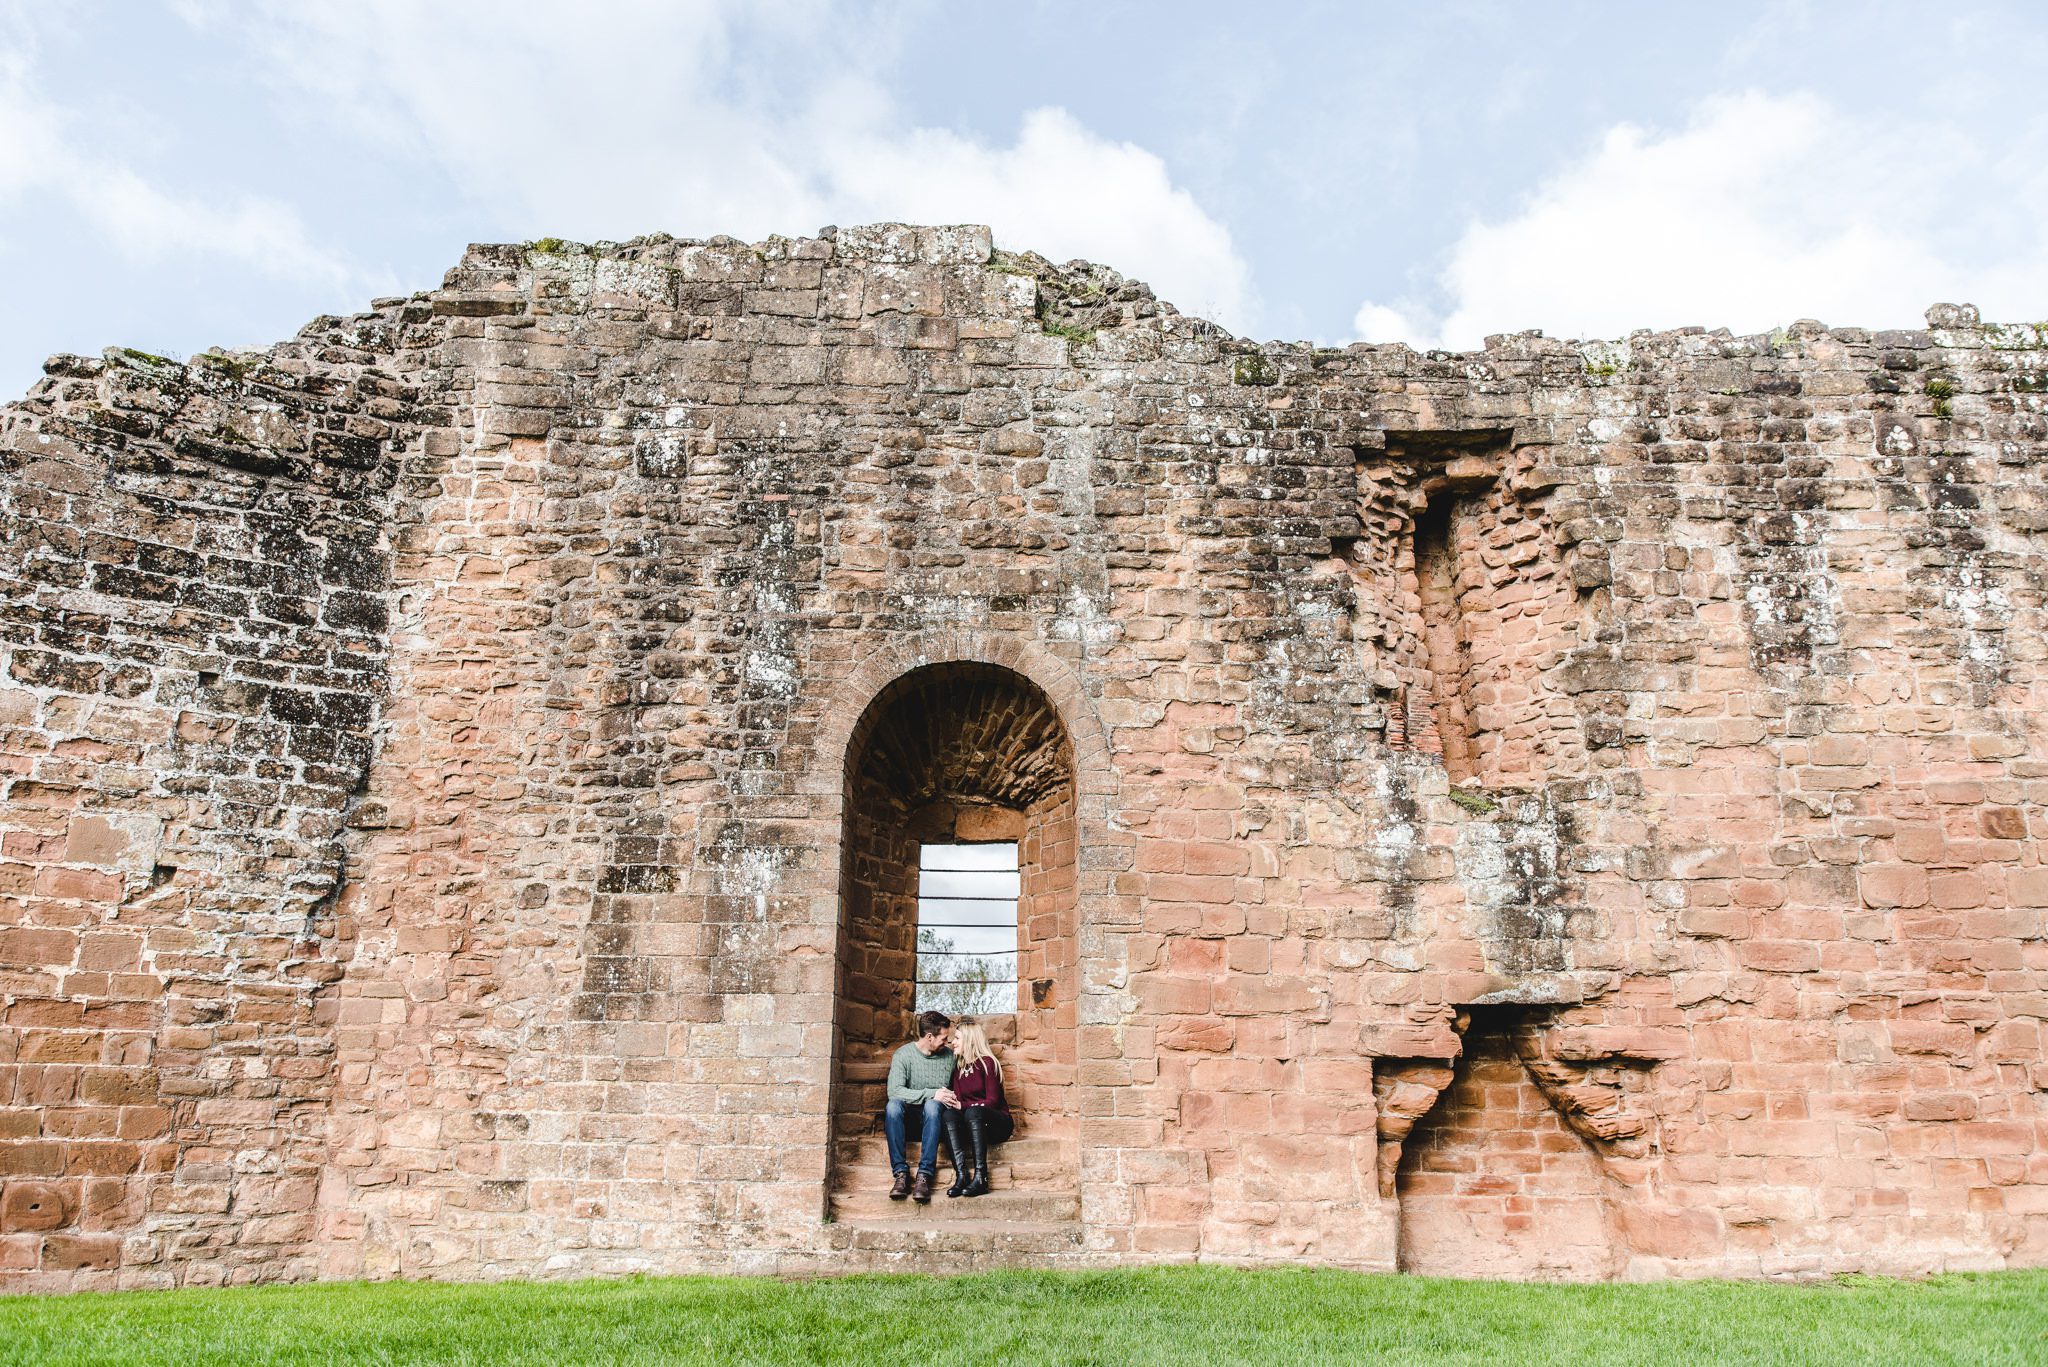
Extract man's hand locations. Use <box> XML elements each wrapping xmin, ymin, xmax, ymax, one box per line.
<box><xmin>935</xmin><ymin>1088</ymin><xmax>961</xmax><ymax>1109</ymax></box>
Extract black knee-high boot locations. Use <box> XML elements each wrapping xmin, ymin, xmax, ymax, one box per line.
<box><xmin>962</xmin><ymin>1108</ymin><xmax>992</xmax><ymax>1197</ymax></box>
<box><xmin>943</xmin><ymin>1108</ymin><xmax>973</xmax><ymax>1198</ymax></box>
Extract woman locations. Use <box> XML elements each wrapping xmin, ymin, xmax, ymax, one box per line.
<box><xmin>941</xmin><ymin>1018</ymin><xmax>1013</xmax><ymax>1198</ymax></box>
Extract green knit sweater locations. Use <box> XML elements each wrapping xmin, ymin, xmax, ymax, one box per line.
<box><xmin>886</xmin><ymin>1043</ymin><xmax>956</xmax><ymax>1103</ymax></box>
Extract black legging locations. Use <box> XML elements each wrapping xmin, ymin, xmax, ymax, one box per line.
<box><xmin>944</xmin><ymin>1106</ymin><xmax>1013</xmax><ymax>1174</ymax></box>
<box><xmin>966</xmin><ymin>1106</ymin><xmax>1013</xmax><ymax>1149</ymax></box>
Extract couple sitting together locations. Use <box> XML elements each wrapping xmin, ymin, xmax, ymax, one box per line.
<box><xmin>883</xmin><ymin>1010</ymin><xmax>1013</xmax><ymax>1203</ymax></box>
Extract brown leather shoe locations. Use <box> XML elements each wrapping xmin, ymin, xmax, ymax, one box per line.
<box><xmin>910</xmin><ymin>1170</ymin><xmax>934</xmax><ymax>1204</ymax></box>
<box><xmin>888</xmin><ymin>1170</ymin><xmax>912</xmax><ymax>1200</ymax></box>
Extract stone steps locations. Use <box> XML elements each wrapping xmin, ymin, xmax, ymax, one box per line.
<box><xmin>828</xmin><ymin>1126</ymin><xmax>1079</xmax><ymax>1237</ymax></box>
<box><xmin>830</xmin><ymin>1185</ymin><xmax>1080</xmax><ymax>1223</ymax></box>
<box><xmin>833</xmin><ymin>1132</ymin><xmax>1068</xmax><ymax>1160</ymax></box>
<box><xmin>831</xmin><ymin>1133</ymin><xmax>1074</xmax><ymax>1193</ymax></box>
<box><xmin>823</xmin><ymin>1219</ymin><xmax>1085</xmax><ymax>1264</ymax></box>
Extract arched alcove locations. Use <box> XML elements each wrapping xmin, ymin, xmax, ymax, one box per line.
<box><xmin>828</xmin><ymin>660</ymin><xmax>1080</xmax><ymax>1196</ymax></box>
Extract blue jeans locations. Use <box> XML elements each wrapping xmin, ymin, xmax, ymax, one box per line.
<box><xmin>883</xmin><ymin>1097</ymin><xmax>947</xmax><ymax>1176</ymax></box>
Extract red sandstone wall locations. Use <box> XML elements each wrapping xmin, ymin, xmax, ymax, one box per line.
<box><xmin>0</xmin><ymin>335</ymin><xmax>409</xmax><ymax>1289</ymax></box>
<box><xmin>3</xmin><ymin>227</ymin><xmax>2046</xmax><ymax>1288</ymax></box>
<box><xmin>1397</xmin><ymin>1022</ymin><xmax>1622</xmax><ymax>1279</ymax></box>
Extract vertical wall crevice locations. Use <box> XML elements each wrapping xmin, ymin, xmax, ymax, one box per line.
<box><xmin>1411</xmin><ymin>493</ymin><xmax>1477</xmax><ymax>782</ymax></box>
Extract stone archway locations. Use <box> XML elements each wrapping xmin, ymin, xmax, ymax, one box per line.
<box><xmin>827</xmin><ymin>661</ymin><xmax>1081</xmax><ymax>1199</ymax></box>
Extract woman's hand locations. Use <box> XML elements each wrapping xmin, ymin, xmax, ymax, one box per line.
<box><xmin>935</xmin><ymin>1088</ymin><xmax>961</xmax><ymax>1109</ymax></box>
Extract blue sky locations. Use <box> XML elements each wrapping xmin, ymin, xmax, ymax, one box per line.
<box><xmin>5</xmin><ymin>1</ymin><xmax>2048</xmax><ymax>395</ymax></box>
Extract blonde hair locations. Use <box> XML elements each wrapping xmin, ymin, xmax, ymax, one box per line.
<box><xmin>951</xmin><ymin>1018</ymin><xmax>1001</xmax><ymax>1076</ymax></box>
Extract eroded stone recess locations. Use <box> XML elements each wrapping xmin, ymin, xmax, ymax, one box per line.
<box><xmin>1</xmin><ymin>226</ymin><xmax>2045</xmax><ymax>1289</ymax></box>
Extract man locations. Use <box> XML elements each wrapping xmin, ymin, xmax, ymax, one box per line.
<box><xmin>883</xmin><ymin>1009</ymin><xmax>961</xmax><ymax>1203</ymax></box>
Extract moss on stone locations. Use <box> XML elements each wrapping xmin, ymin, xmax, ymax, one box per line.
<box><xmin>987</xmin><ymin>249</ymin><xmax>1040</xmax><ymax>277</ymax></box>
<box><xmin>195</xmin><ymin>351</ymin><xmax>258</xmax><ymax>382</ymax></box>
<box><xmin>1448</xmin><ymin>786</ymin><xmax>1499</xmax><ymax>815</ymax></box>
<box><xmin>1232</xmin><ymin>353</ymin><xmax>1280</xmax><ymax>386</ymax></box>
<box><xmin>1926</xmin><ymin>376</ymin><xmax>1956</xmax><ymax>418</ymax></box>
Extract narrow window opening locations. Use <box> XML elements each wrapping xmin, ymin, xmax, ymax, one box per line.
<box><xmin>1413</xmin><ymin>495</ymin><xmax>1478</xmax><ymax>782</ymax></box>
<box><xmin>915</xmin><ymin>842</ymin><xmax>1019</xmax><ymax>1013</ymax></box>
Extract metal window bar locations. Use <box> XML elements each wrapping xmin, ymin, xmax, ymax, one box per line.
<box><xmin>916</xmin><ymin>843</ymin><xmax>1019</xmax><ymax>1010</ymax></box>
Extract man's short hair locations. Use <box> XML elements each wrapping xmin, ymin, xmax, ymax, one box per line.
<box><xmin>916</xmin><ymin>1010</ymin><xmax>952</xmax><ymax>1040</ymax></box>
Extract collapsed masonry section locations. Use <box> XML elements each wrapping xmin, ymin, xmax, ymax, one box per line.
<box><xmin>1379</xmin><ymin>1008</ymin><xmax>1674</xmax><ymax>1280</ymax></box>
<box><xmin>1393</xmin><ymin>1012</ymin><xmax>1623</xmax><ymax>1279</ymax></box>
<box><xmin>1349</xmin><ymin>430</ymin><xmax>1588</xmax><ymax>788</ymax></box>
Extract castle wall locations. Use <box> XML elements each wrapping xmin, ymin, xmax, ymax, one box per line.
<box><xmin>2</xmin><ymin>225</ymin><xmax>2045</xmax><ymax>1288</ymax></box>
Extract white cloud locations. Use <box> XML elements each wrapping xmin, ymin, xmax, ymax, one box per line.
<box><xmin>0</xmin><ymin>47</ymin><xmax>357</xmax><ymax>293</ymax></box>
<box><xmin>1350</xmin><ymin>301</ymin><xmax>1429</xmax><ymax>347</ymax></box>
<box><xmin>66</xmin><ymin>165</ymin><xmax>359</xmax><ymax>291</ymax></box>
<box><xmin>225</xmin><ymin>0</ymin><xmax>1253</xmax><ymax>328</ymax></box>
<box><xmin>828</xmin><ymin>109</ymin><xmax>1252</xmax><ymax>326</ymax></box>
<box><xmin>1354</xmin><ymin>90</ymin><xmax>2048</xmax><ymax>349</ymax></box>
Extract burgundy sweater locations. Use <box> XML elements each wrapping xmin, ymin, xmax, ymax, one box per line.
<box><xmin>952</xmin><ymin>1056</ymin><xmax>1010</xmax><ymax>1117</ymax></box>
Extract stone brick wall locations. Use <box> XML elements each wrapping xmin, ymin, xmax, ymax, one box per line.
<box><xmin>2</xmin><ymin>224</ymin><xmax>2044</xmax><ymax>1288</ymax></box>
<box><xmin>0</xmin><ymin>321</ymin><xmax>419</xmax><ymax>1287</ymax></box>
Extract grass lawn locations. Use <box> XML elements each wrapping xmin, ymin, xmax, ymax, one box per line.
<box><xmin>1</xmin><ymin>1265</ymin><xmax>2043</xmax><ymax>1366</ymax></box>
